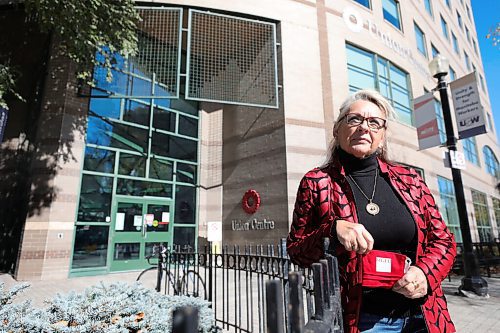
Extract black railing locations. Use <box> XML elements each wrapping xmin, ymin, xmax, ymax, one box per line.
<box><xmin>452</xmin><ymin>241</ymin><xmax>500</xmax><ymax>277</ymax></box>
<box><xmin>149</xmin><ymin>239</ymin><xmax>343</xmax><ymax>333</ymax></box>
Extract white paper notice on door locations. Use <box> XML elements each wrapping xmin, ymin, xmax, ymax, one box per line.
<box><xmin>115</xmin><ymin>213</ymin><xmax>125</xmax><ymax>231</ymax></box>
<box><xmin>161</xmin><ymin>212</ymin><xmax>169</xmax><ymax>224</ymax></box>
<box><xmin>134</xmin><ymin>215</ymin><xmax>143</xmax><ymax>227</ymax></box>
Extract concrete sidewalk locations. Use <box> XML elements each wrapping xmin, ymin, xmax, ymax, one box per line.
<box><xmin>1</xmin><ymin>272</ymin><xmax>499</xmax><ymax>332</ymax></box>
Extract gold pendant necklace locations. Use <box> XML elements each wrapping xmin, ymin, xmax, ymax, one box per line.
<box><xmin>348</xmin><ymin>168</ymin><xmax>380</xmax><ymax>216</ymax></box>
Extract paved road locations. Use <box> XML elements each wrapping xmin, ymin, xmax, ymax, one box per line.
<box><xmin>1</xmin><ymin>272</ymin><xmax>499</xmax><ymax>332</ymax></box>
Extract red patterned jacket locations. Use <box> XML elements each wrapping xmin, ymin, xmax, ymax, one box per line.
<box><xmin>287</xmin><ymin>157</ymin><xmax>456</xmax><ymax>333</ymax></box>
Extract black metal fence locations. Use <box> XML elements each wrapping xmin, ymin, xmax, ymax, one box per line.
<box><xmin>152</xmin><ymin>239</ymin><xmax>343</xmax><ymax>333</ymax></box>
<box><xmin>452</xmin><ymin>241</ymin><xmax>500</xmax><ymax>277</ymax></box>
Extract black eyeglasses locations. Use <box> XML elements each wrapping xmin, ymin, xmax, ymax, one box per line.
<box><xmin>340</xmin><ymin>113</ymin><xmax>387</xmax><ymax>131</ymax></box>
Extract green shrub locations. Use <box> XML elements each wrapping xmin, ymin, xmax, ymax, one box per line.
<box><xmin>0</xmin><ymin>282</ymin><xmax>216</xmax><ymax>332</ymax></box>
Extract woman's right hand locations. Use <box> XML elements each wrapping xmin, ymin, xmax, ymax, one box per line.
<box><xmin>335</xmin><ymin>219</ymin><xmax>374</xmax><ymax>254</ymax></box>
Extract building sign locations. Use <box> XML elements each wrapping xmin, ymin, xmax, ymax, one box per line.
<box><xmin>207</xmin><ymin>221</ymin><xmax>222</xmax><ymax>242</ymax></box>
<box><xmin>413</xmin><ymin>93</ymin><xmax>441</xmax><ymax>150</ymax></box>
<box><xmin>0</xmin><ymin>107</ymin><xmax>8</xmax><ymax>142</ymax></box>
<box><xmin>449</xmin><ymin>72</ymin><xmax>486</xmax><ymax>139</ymax></box>
<box><xmin>443</xmin><ymin>150</ymin><xmax>466</xmax><ymax>170</ymax></box>
<box><xmin>231</xmin><ymin>218</ymin><xmax>275</xmax><ymax>231</ymax></box>
<box><xmin>342</xmin><ymin>7</ymin><xmax>431</xmax><ymax>79</ymax></box>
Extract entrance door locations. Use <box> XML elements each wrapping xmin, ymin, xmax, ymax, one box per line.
<box><xmin>110</xmin><ymin>196</ymin><xmax>173</xmax><ymax>271</ymax></box>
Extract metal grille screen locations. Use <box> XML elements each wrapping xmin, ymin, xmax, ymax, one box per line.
<box><xmin>187</xmin><ymin>10</ymin><xmax>278</xmax><ymax>108</ymax></box>
<box><xmin>131</xmin><ymin>8</ymin><xmax>182</xmax><ymax>97</ymax></box>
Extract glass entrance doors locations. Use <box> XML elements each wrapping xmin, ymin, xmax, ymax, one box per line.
<box><xmin>110</xmin><ymin>196</ymin><xmax>173</xmax><ymax>271</ymax></box>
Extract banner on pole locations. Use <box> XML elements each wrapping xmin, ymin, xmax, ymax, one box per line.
<box><xmin>413</xmin><ymin>92</ymin><xmax>441</xmax><ymax>150</ymax></box>
<box><xmin>0</xmin><ymin>107</ymin><xmax>8</xmax><ymax>143</ymax></box>
<box><xmin>449</xmin><ymin>72</ymin><xmax>486</xmax><ymax>139</ymax></box>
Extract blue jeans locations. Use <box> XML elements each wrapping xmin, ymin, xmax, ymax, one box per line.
<box><xmin>358</xmin><ymin>311</ymin><xmax>428</xmax><ymax>333</ymax></box>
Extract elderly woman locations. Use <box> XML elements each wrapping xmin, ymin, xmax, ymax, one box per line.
<box><xmin>287</xmin><ymin>90</ymin><xmax>456</xmax><ymax>333</ymax></box>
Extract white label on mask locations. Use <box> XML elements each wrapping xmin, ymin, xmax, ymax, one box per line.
<box><xmin>376</xmin><ymin>257</ymin><xmax>392</xmax><ymax>273</ymax></box>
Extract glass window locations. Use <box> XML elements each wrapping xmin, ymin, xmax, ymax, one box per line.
<box><xmin>151</xmin><ymin>132</ymin><xmax>198</xmax><ymax>162</ymax></box>
<box><xmin>382</xmin><ymin>0</ymin><xmax>401</xmax><ymax>30</ymax></box>
<box><xmin>434</xmin><ymin>99</ymin><xmax>447</xmax><ymax>144</ymax></box>
<box><xmin>71</xmin><ymin>226</ymin><xmax>109</xmax><ymax>269</ymax></box>
<box><xmin>177</xmin><ymin>162</ymin><xmax>197</xmax><ymax>184</ymax></box>
<box><xmin>452</xmin><ymin>32</ymin><xmax>459</xmax><ymax>54</ymax></box>
<box><xmin>466</xmin><ymin>4</ymin><xmax>471</xmax><ymax>20</ymax></box>
<box><xmin>479</xmin><ymin>74</ymin><xmax>486</xmax><ymax>92</ymax></box>
<box><xmin>449</xmin><ymin>66</ymin><xmax>456</xmax><ymax>80</ymax></box>
<box><xmin>153</xmin><ymin>106</ymin><xmax>176</xmax><ymax>132</ymax></box>
<box><xmin>114</xmin><ymin>243</ymin><xmax>140</xmax><ymax>260</ymax></box>
<box><xmin>346</xmin><ymin>44</ymin><xmax>413</xmax><ymax>125</ymax></box>
<box><xmin>414</xmin><ymin>23</ymin><xmax>427</xmax><ymax>56</ymax></box>
<box><xmin>86</xmin><ymin>116</ymin><xmax>149</xmax><ymax>153</ymax></box>
<box><xmin>116</xmin><ymin>178</ymin><xmax>173</xmax><ymax>198</ymax></box>
<box><xmin>174</xmin><ymin>227</ymin><xmax>196</xmax><ymax>248</ymax></box>
<box><xmin>118</xmin><ymin>152</ymin><xmax>146</xmax><ymax>177</ymax></box>
<box><xmin>149</xmin><ymin>157</ymin><xmax>174</xmax><ymax>181</ymax></box>
<box><xmin>353</xmin><ymin>0</ymin><xmax>371</xmax><ymax>8</ymax></box>
<box><xmin>472</xmin><ymin>190</ymin><xmax>492</xmax><ymax>242</ymax></box>
<box><xmin>175</xmin><ymin>185</ymin><xmax>196</xmax><ymax>224</ymax></box>
<box><xmin>493</xmin><ymin>198</ymin><xmax>500</xmax><ymax>233</ymax></box>
<box><xmin>83</xmin><ymin>147</ymin><xmax>115</xmax><ymax>174</ymax></box>
<box><xmin>89</xmin><ymin>95</ymin><xmax>121</xmax><ymax>120</ymax></box>
<box><xmin>437</xmin><ymin>176</ymin><xmax>461</xmax><ymax>242</ymax></box>
<box><xmin>123</xmin><ymin>100</ymin><xmax>150</xmax><ymax>127</ymax></box>
<box><xmin>440</xmin><ymin>16</ymin><xmax>449</xmax><ymax>39</ymax></box>
<box><xmin>456</xmin><ymin>11</ymin><xmax>463</xmax><ymax>30</ymax></box>
<box><xmin>486</xmin><ymin>113</ymin><xmax>494</xmax><ymax>132</ymax></box>
<box><xmin>431</xmin><ymin>44</ymin><xmax>440</xmax><ymax>58</ymax></box>
<box><xmin>445</xmin><ymin>0</ymin><xmax>451</xmax><ymax>9</ymax></box>
<box><xmin>483</xmin><ymin>146</ymin><xmax>499</xmax><ymax>177</ymax></box>
<box><xmin>424</xmin><ymin>0</ymin><xmax>433</xmax><ymax>16</ymax></box>
<box><xmin>465</xmin><ymin>26</ymin><xmax>471</xmax><ymax>43</ymax></box>
<box><xmin>473</xmin><ymin>39</ymin><xmax>478</xmax><ymax>55</ymax></box>
<box><xmin>178</xmin><ymin>115</ymin><xmax>199</xmax><ymax>138</ymax></box>
<box><xmin>464</xmin><ymin>51</ymin><xmax>471</xmax><ymax>71</ymax></box>
<box><xmin>462</xmin><ymin>137</ymin><xmax>479</xmax><ymax>165</ymax></box>
<box><xmin>77</xmin><ymin>175</ymin><xmax>113</xmax><ymax>222</ymax></box>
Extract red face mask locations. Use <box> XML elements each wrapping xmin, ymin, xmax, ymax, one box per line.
<box><xmin>362</xmin><ymin>250</ymin><xmax>411</xmax><ymax>289</ymax></box>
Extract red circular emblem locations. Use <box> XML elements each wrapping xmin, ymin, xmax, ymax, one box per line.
<box><xmin>241</xmin><ymin>189</ymin><xmax>261</xmax><ymax>214</ymax></box>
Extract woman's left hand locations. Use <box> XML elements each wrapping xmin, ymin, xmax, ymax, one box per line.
<box><xmin>392</xmin><ymin>266</ymin><xmax>428</xmax><ymax>299</ymax></box>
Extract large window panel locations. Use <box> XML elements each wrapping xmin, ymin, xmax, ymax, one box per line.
<box><xmin>382</xmin><ymin>0</ymin><xmax>401</xmax><ymax>30</ymax></box>
<box><xmin>77</xmin><ymin>175</ymin><xmax>113</xmax><ymax>222</ymax></box>
<box><xmin>118</xmin><ymin>152</ymin><xmax>146</xmax><ymax>177</ymax></box>
<box><xmin>153</xmin><ymin>106</ymin><xmax>176</xmax><ymax>132</ymax></box>
<box><xmin>116</xmin><ymin>178</ymin><xmax>173</xmax><ymax>198</ymax></box>
<box><xmin>462</xmin><ymin>137</ymin><xmax>479</xmax><ymax>165</ymax></box>
<box><xmin>149</xmin><ymin>157</ymin><xmax>174</xmax><ymax>181</ymax></box>
<box><xmin>71</xmin><ymin>226</ymin><xmax>109</xmax><ymax>269</ymax></box>
<box><xmin>175</xmin><ymin>185</ymin><xmax>196</xmax><ymax>224</ymax></box>
<box><xmin>483</xmin><ymin>146</ymin><xmax>499</xmax><ymax>177</ymax></box>
<box><xmin>472</xmin><ymin>190</ymin><xmax>492</xmax><ymax>242</ymax></box>
<box><xmin>438</xmin><ymin>176</ymin><xmax>462</xmax><ymax>242</ymax></box>
<box><xmin>86</xmin><ymin>116</ymin><xmax>149</xmax><ymax>153</ymax></box>
<box><xmin>414</xmin><ymin>23</ymin><xmax>427</xmax><ymax>56</ymax></box>
<box><xmin>123</xmin><ymin>100</ymin><xmax>151</xmax><ymax>126</ymax></box>
<box><xmin>83</xmin><ymin>147</ymin><xmax>116</xmax><ymax>174</ymax></box>
<box><xmin>346</xmin><ymin>44</ymin><xmax>413</xmax><ymax>125</ymax></box>
<box><xmin>493</xmin><ymin>198</ymin><xmax>500</xmax><ymax>233</ymax></box>
<box><xmin>151</xmin><ymin>132</ymin><xmax>198</xmax><ymax>162</ymax></box>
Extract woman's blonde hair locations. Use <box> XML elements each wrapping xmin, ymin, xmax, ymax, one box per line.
<box><xmin>323</xmin><ymin>89</ymin><xmax>396</xmax><ymax>166</ymax></box>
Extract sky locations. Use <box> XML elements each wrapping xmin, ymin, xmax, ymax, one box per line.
<box><xmin>471</xmin><ymin>0</ymin><xmax>500</xmax><ymax>142</ymax></box>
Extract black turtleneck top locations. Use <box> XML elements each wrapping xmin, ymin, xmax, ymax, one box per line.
<box><xmin>338</xmin><ymin>149</ymin><xmax>419</xmax><ymax>317</ymax></box>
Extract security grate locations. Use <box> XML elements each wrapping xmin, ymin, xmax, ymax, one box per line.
<box><xmin>187</xmin><ymin>10</ymin><xmax>279</xmax><ymax>108</ymax></box>
<box><xmin>132</xmin><ymin>8</ymin><xmax>182</xmax><ymax>97</ymax></box>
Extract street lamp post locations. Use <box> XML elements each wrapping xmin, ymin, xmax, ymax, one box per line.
<box><xmin>428</xmin><ymin>55</ymin><xmax>488</xmax><ymax>296</ymax></box>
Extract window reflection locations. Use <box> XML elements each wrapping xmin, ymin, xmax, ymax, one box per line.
<box><xmin>72</xmin><ymin>226</ymin><xmax>109</xmax><ymax>268</ymax></box>
<box><xmin>83</xmin><ymin>147</ymin><xmax>115</xmax><ymax>174</ymax></box>
<box><xmin>77</xmin><ymin>175</ymin><xmax>113</xmax><ymax>222</ymax></box>
<box><xmin>175</xmin><ymin>185</ymin><xmax>196</xmax><ymax>224</ymax></box>
<box><xmin>149</xmin><ymin>157</ymin><xmax>173</xmax><ymax>181</ymax></box>
<box><xmin>87</xmin><ymin>116</ymin><xmax>148</xmax><ymax>153</ymax></box>
<box><xmin>123</xmin><ymin>100</ymin><xmax>150</xmax><ymax>126</ymax></box>
<box><xmin>118</xmin><ymin>152</ymin><xmax>146</xmax><ymax>177</ymax></box>
<box><xmin>117</xmin><ymin>178</ymin><xmax>172</xmax><ymax>198</ymax></box>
